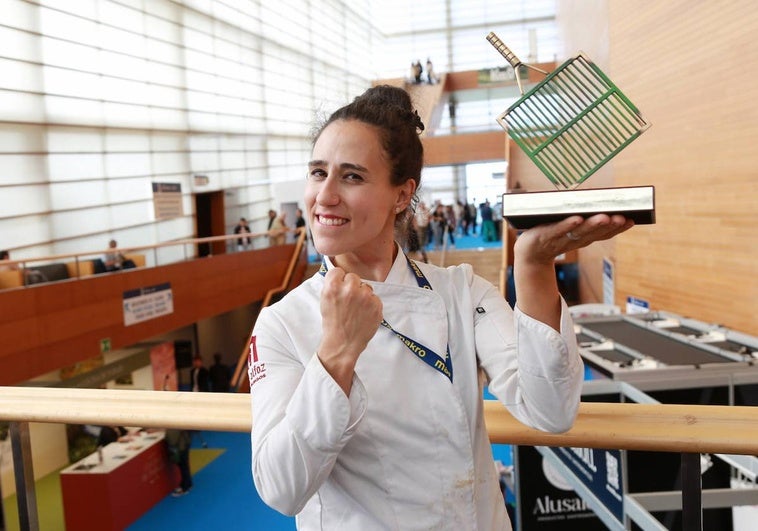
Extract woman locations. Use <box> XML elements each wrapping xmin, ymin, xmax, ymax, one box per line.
<box><xmin>249</xmin><ymin>85</ymin><xmax>633</xmax><ymax>530</ymax></box>
<box><xmin>268</xmin><ymin>211</ymin><xmax>288</xmax><ymax>247</ymax></box>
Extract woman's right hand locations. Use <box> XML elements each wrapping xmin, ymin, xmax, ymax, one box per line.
<box><xmin>317</xmin><ymin>267</ymin><xmax>383</xmax><ymax>395</ymax></box>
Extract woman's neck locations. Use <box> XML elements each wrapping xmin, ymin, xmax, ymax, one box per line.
<box><xmin>331</xmin><ymin>242</ymin><xmax>398</xmax><ymax>282</ymax></box>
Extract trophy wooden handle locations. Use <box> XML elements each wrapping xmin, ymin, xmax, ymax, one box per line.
<box><xmin>486</xmin><ymin>32</ymin><xmax>522</xmax><ymax>69</ymax></box>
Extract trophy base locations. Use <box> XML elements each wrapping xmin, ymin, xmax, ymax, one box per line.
<box><xmin>501</xmin><ymin>185</ymin><xmax>655</xmax><ymax>230</ymax></box>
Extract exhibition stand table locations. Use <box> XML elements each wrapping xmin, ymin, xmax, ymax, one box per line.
<box><xmin>60</xmin><ymin>430</ymin><xmax>179</xmax><ymax>531</ymax></box>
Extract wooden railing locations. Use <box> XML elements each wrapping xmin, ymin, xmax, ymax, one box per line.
<box><xmin>0</xmin><ymin>230</ymin><xmax>278</xmax><ymax>284</ymax></box>
<box><xmin>0</xmin><ymin>387</ymin><xmax>755</xmax><ymax>454</ymax></box>
<box><xmin>1</xmin><ymin>386</ymin><xmax>756</xmax><ymax>530</ymax></box>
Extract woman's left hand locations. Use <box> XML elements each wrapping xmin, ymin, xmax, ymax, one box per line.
<box><xmin>512</xmin><ymin>214</ymin><xmax>634</xmax><ymax>330</ymax></box>
<box><xmin>515</xmin><ymin>214</ymin><xmax>634</xmax><ymax>266</ymax></box>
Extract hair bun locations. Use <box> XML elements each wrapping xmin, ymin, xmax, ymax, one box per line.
<box><xmin>413</xmin><ymin>110</ymin><xmax>425</xmax><ymax>132</ymax></box>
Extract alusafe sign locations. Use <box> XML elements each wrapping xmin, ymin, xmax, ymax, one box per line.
<box><xmin>515</xmin><ymin>445</ymin><xmax>611</xmax><ymax>530</ymax></box>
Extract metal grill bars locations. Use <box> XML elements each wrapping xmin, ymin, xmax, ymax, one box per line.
<box><xmin>496</xmin><ymin>54</ymin><xmax>650</xmax><ymax>189</ymax></box>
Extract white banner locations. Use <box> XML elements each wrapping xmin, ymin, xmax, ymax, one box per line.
<box><xmin>123</xmin><ymin>283</ymin><xmax>174</xmax><ymax>326</ymax></box>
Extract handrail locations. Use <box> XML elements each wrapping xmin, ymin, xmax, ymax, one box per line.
<box><xmin>0</xmin><ymin>387</ymin><xmax>756</xmax><ymax>455</ymax></box>
<box><xmin>0</xmin><ymin>231</ymin><xmax>278</xmax><ymax>274</ymax></box>
<box><xmin>231</xmin><ymin>229</ymin><xmax>308</xmax><ymax>390</ymax></box>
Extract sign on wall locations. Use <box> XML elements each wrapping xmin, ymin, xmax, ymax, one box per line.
<box><xmin>152</xmin><ymin>182</ymin><xmax>183</xmax><ymax>219</ymax></box>
<box><xmin>123</xmin><ymin>283</ymin><xmax>174</xmax><ymax>326</ymax></box>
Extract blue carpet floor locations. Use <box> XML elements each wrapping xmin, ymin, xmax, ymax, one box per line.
<box><xmin>127</xmin><ymin>431</ymin><xmax>295</xmax><ymax>531</ymax></box>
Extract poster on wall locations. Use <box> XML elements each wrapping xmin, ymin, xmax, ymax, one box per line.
<box><xmin>123</xmin><ymin>283</ymin><xmax>174</xmax><ymax>326</ymax></box>
<box><xmin>150</xmin><ymin>341</ymin><xmax>177</xmax><ymax>391</ymax></box>
<box><xmin>152</xmin><ymin>182</ymin><xmax>183</xmax><ymax>219</ymax></box>
<box><xmin>515</xmin><ymin>445</ymin><xmax>609</xmax><ymax>530</ymax></box>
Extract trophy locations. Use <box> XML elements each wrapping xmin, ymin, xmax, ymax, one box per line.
<box><xmin>486</xmin><ymin>32</ymin><xmax>655</xmax><ymax>230</ymax></box>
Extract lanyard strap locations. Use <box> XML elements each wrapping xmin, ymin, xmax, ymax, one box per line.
<box><xmin>319</xmin><ymin>255</ymin><xmax>453</xmax><ymax>382</ymax></box>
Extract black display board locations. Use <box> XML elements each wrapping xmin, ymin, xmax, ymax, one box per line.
<box><xmin>514</xmin><ymin>445</ymin><xmax>609</xmax><ymax>530</ymax></box>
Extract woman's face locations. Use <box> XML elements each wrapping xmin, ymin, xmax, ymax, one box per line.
<box><xmin>305</xmin><ymin>120</ymin><xmax>414</xmax><ymax>259</ymax></box>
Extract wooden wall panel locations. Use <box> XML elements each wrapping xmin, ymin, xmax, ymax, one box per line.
<box><xmin>0</xmin><ymin>246</ymin><xmax>305</xmax><ymax>385</ymax></box>
<box><xmin>423</xmin><ymin>131</ymin><xmax>506</xmax><ymax>166</ymax></box>
<box><xmin>556</xmin><ymin>0</ymin><xmax>758</xmax><ymax>334</ymax></box>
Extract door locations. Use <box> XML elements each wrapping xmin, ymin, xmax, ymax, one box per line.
<box><xmin>194</xmin><ymin>191</ymin><xmax>226</xmax><ymax>257</ymax></box>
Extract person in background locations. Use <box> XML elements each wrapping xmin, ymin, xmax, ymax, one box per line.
<box><xmin>268</xmin><ymin>211</ymin><xmax>288</xmax><ymax>246</ymax></box>
<box><xmin>97</xmin><ymin>425</ymin><xmax>129</xmax><ymax>447</ymax></box>
<box><xmin>209</xmin><ymin>352</ymin><xmax>231</xmax><ymax>392</ymax></box>
<box><xmin>190</xmin><ymin>354</ymin><xmax>209</xmax><ymax>393</ymax></box>
<box><xmin>233</xmin><ymin>217</ymin><xmax>252</xmax><ymax>250</ymax></box>
<box><xmin>480</xmin><ymin>199</ymin><xmax>496</xmax><ymax>242</ymax></box>
<box><xmin>413</xmin><ymin>201</ymin><xmax>431</xmax><ymax>262</ymax></box>
<box><xmin>468</xmin><ymin>199</ymin><xmax>478</xmax><ymax>235</ymax></box>
<box><xmin>1</xmin><ymin>249</ymin><xmax>47</xmax><ymax>284</ymax></box>
<box><xmin>426</xmin><ymin>57</ymin><xmax>437</xmax><ymax>84</ymax></box>
<box><xmin>189</xmin><ymin>355</ymin><xmax>209</xmax><ymax>448</ymax></box>
<box><xmin>247</xmin><ymin>85</ymin><xmax>633</xmax><ymax>530</ymax></box>
<box><xmin>267</xmin><ymin>209</ymin><xmax>277</xmax><ymax>230</ymax></box>
<box><xmin>165</xmin><ymin>428</ymin><xmax>193</xmax><ymax>497</ymax></box>
<box><xmin>294</xmin><ymin>207</ymin><xmax>307</xmax><ymax>239</ymax></box>
<box><xmin>0</xmin><ymin>250</ymin><xmax>17</xmax><ymax>271</ymax></box>
<box><xmin>104</xmin><ymin>239</ymin><xmax>136</xmax><ymax>271</ymax></box>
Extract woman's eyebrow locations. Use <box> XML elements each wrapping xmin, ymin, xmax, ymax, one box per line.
<box><xmin>308</xmin><ymin>160</ymin><xmax>369</xmax><ymax>172</ymax></box>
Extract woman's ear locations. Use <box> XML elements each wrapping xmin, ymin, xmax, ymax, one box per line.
<box><xmin>396</xmin><ymin>179</ymin><xmax>417</xmax><ymax>212</ymax></box>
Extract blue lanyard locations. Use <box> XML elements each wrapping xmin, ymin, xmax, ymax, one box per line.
<box><xmin>319</xmin><ymin>255</ymin><xmax>453</xmax><ymax>382</ymax></box>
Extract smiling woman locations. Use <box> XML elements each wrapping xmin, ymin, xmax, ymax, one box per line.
<box><xmin>247</xmin><ymin>85</ymin><xmax>631</xmax><ymax>531</ymax></box>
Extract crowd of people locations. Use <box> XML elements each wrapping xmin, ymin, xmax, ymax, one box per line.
<box><xmin>405</xmin><ymin>197</ymin><xmax>503</xmax><ymax>260</ymax></box>
<box><xmin>231</xmin><ymin>207</ymin><xmax>309</xmax><ymax>252</ymax></box>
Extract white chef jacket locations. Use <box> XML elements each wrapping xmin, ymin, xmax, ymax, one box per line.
<box><xmin>249</xmin><ymin>247</ymin><xmax>583</xmax><ymax>530</ymax></box>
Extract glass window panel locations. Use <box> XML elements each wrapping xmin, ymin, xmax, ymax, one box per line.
<box><xmin>0</xmin><ymin>215</ymin><xmax>52</xmax><ymax>250</ymax></box>
<box><xmin>150</xmin><ymin>107</ymin><xmax>188</xmax><ymax>130</ymax></box>
<box><xmin>0</xmin><ymin>58</ymin><xmax>43</xmax><ymax>92</ymax></box>
<box><xmin>146</xmin><ymin>61</ymin><xmax>185</xmax><ymax>86</ymax></box>
<box><xmin>0</xmin><ymin>124</ymin><xmax>46</xmax><ymax>153</ymax></box>
<box><xmin>46</xmin><ymin>128</ymin><xmax>103</xmax><ymax>152</ymax></box>
<box><xmin>104</xmin><ymin>131</ymin><xmax>149</xmax><ymax>156</ymax></box>
<box><xmin>49</xmin><ymin>206</ymin><xmax>109</xmax><ymax>240</ymax></box>
<box><xmin>102</xmin><ymin>101</ymin><xmax>150</xmax><ymax>128</ymax></box>
<box><xmin>151</xmin><ymin>152</ymin><xmax>189</xmax><ymax>175</ymax></box>
<box><xmin>109</xmin><ymin>202</ymin><xmax>156</xmax><ymax>229</ymax></box>
<box><xmin>47</xmin><ymin>153</ymin><xmax>104</xmax><ymax>182</ymax></box>
<box><xmin>0</xmin><ymin>25</ymin><xmax>41</xmax><ymax>62</ymax></box>
<box><xmin>40</xmin><ymin>37</ymin><xmax>99</xmax><ymax>71</ymax></box>
<box><xmin>40</xmin><ymin>7</ymin><xmax>99</xmax><ymax>47</ymax></box>
<box><xmin>98</xmin><ymin>49</ymin><xmax>148</xmax><ymax>80</ymax></box>
<box><xmin>37</xmin><ymin>0</ymin><xmax>97</xmax><ymax>19</ymax></box>
<box><xmin>100</xmin><ymin>77</ymin><xmax>149</xmax><ymax>105</ymax></box>
<box><xmin>44</xmin><ymin>98</ymin><xmax>92</xmax><ymax>133</ymax></box>
<box><xmin>99</xmin><ymin>1</ymin><xmax>143</xmax><ymax>34</ymax></box>
<box><xmin>43</xmin><ymin>66</ymin><xmax>102</xmax><ymax>99</ymax></box>
<box><xmin>107</xmin><ymin>177</ymin><xmax>153</xmax><ymax>203</ymax></box>
<box><xmin>104</xmin><ymin>153</ymin><xmax>152</xmax><ymax>178</ymax></box>
<box><xmin>0</xmin><ymin>185</ymin><xmax>50</xmax><ymax>217</ymax></box>
<box><xmin>0</xmin><ymin>154</ymin><xmax>47</xmax><ymax>185</ymax></box>
<box><xmin>98</xmin><ymin>24</ymin><xmax>146</xmax><ymax>57</ymax></box>
<box><xmin>49</xmin><ymin>180</ymin><xmax>108</xmax><ymax>210</ymax></box>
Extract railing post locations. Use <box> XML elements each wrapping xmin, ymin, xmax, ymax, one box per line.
<box><xmin>10</xmin><ymin>421</ymin><xmax>39</xmax><ymax>531</ymax></box>
<box><xmin>681</xmin><ymin>452</ymin><xmax>702</xmax><ymax>531</ymax></box>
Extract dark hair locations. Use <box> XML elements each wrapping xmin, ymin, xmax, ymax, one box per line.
<box><xmin>314</xmin><ymin>85</ymin><xmax>424</xmax><ymax>193</ymax></box>
<box><xmin>0</xmin><ymin>250</ymin><xmax>9</xmax><ymax>260</ymax></box>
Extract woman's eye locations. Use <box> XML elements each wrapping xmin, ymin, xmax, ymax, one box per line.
<box><xmin>344</xmin><ymin>173</ymin><xmax>364</xmax><ymax>182</ymax></box>
<box><xmin>308</xmin><ymin>169</ymin><xmax>326</xmax><ymax>180</ymax></box>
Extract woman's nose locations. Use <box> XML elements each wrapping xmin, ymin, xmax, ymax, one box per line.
<box><xmin>316</xmin><ymin>176</ymin><xmax>339</xmax><ymax>205</ymax></box>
